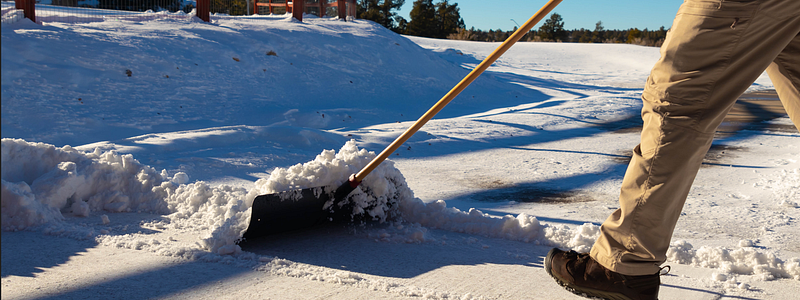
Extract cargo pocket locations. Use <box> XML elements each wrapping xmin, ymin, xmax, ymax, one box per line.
<box><xmin>645</xmin><ymin>0</ymin><xmax>760</xmax><ymax>109</ymax></box>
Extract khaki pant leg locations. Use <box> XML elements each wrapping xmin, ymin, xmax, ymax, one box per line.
<box><xmin>766</xmin><ymin>33</ymin><xmax>800</xmax><ymax>131</ymax></box>
<box><xmin>590</xmin><ymin>0</ymin><xmax>800</xmax><ymax>276</ymax></box>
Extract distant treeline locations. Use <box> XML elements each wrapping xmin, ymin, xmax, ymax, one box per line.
<box><xmin>358</xmin><ymin>1</ymin><xmax>669</xmax><ymax>47</ymax></box>
<box><xmin>448</xmin><ymin>15</ymin><xmax>669</xmax><ymax>47</ymax></box>
<box><xmin>448</xmin><ymin>25</ymin><xmax>669</xmax><ymax>47</ymax></box>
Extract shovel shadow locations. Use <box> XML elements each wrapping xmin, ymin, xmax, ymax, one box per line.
<box><xmin>240</xmin><ymin>222</ymin><xmax>553</xmax><ymax>279</ymax></box>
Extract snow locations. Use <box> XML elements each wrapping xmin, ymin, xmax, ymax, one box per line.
<box><xmin>2</xmin><ymin>8</ymin><xmax>799</xmax><ymax>299</ymax></box>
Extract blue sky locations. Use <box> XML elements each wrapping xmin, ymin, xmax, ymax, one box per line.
<box><xmin>397</xmin><ymin>0</ymin><xmax>684</xmax><ymax>32</ymax></box>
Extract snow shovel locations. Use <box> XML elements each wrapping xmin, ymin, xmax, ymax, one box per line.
<box><xmin>242</xmin><ymin>0</ymin><xmax>564</xmax><ymax>240</ymax></box>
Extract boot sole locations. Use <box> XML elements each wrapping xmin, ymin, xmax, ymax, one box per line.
<box><xmin>544</xmin><ymin>249</ymin><xmax>636</xmax><ymax>300</ymax></box>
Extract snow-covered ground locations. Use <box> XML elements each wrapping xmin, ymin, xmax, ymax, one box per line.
<box><xmin>2</xmin><ymin>9</ymin><xmax>799</xmax><ymax>300</ymax></box>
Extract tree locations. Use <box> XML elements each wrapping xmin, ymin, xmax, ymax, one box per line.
<box><xmin>592</xmin><ymin>21</ymin><xmax>604</xmax><ymax>43</ymax></box>
<box><xmin>626</xmin><ymin>28</ymin><xmax>642</xmax><ymax>44</ymax></box>
<box><xmin>435</xmin><ymin>0</ymin><xmax>465</xmax><ymax>38</ymax></box>
<box><xmin>358</xmin><ymin>0</ymin><xmax>406</xmax><ymax>32</ymax></box>
<box><xmin>395</xmin><ymin>16</ymin><xmax>408</xmax><ymax>33</ymax></box>
<box><xmin>406</xmin><ymin>0</ymin><xmax>464</xmax><ymax>38</ymax></box>
<box><xmin>447</xmin><ymin>28</ymin><xmax>473</xmax><ymax>40</ymax></box>
<box><xmin>405</xmin><ymin>0</ymin><xmax>437</xmax><ymax>37</ymax></box>
<box><xmin>538</xmin><ymin>12</ymin><xmax>566</xmax><ymax>42</ymax></box>
<box><xmin>577</xmin><ymin>28</ymin><xmax>592</xmax><ymax>43</ymax></box>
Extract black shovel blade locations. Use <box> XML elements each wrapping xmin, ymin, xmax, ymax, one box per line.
<box><xmin>242</xmin><ymin>180</ymin><xmax>358</xmax><ymax>240</ymax></box>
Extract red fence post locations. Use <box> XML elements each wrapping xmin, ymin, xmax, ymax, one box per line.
<box><xmin>22</xmin><ymin>0</ymin><xmax>35</xmax><ymax>23</ymax></box>
<box><xmin>292</xmin><ymin>0</ymin><xmax>304</xmax><ymax>22</ymax></box>
<box><xmin>337</xmin><ymin>0</ymin><xmax>345</xmax><ymax>19</ymax></box>
<box><xmin>196</xmin><ymin>0</ymin><xmax>210</xmax><ymax>22</ymax></box>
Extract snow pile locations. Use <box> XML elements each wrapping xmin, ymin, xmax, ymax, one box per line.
<box><xmin>176</xmin><ymin>140</ymin><xmax>413</xmax><ymax>255</ymax></box>
<box><xmin>168</xmin><ymin>183</ymin><xmax>251</xmax><ymax>254</ymax></box>
<box><xmin>1</xmin><ymin>138</ymin><xmax>173</xmax><ymax>230</ymax></box>
<box><xmin>247</xmin><ymin>140</ymin><xmax>604</xmax><ymax>251</ymax></box>
<box><xmin>0</xmin><ymin>138</ymin><xmax>252</xmax><ymax>255</ymax></box>
<box><xmin>89</xmin><ymin>180</ymin><xmax>251</xmax><ymax>256</ymax></box>
<box><xmin>667</xmin><ymin>240</ymin><xmax>800</xmax><ymax>281</ymax></box>
<box><xmin>398</xmin><ymin>198</ymin><xmax>601</xmax><ymax>252</ymax></box>
<box><xmin>248</xmin><ymin>140</ymin><xmax>413</xmax><ymax>223</ymax></box>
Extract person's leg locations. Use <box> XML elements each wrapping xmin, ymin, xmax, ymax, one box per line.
<box><xmin>590</xmin><ymin>0</ymin><xmax>800</xmax><ymax>276</ymax></box>
<box><xmin>766</xmin><ymin>32</ymin><xmax>800</xmax><ymax>132</ymax></box>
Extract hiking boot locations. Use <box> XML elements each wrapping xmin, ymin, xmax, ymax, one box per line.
<box><xmin>545</xmin><ymin>248</ymin><xmax>660</xmax><ymax>300</ymax></box>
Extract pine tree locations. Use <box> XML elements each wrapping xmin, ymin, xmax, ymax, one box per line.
<box><xmin>577</xmin><ymin>29</ymin><xmax>592</xmax><ymax>43</ymax></box>
<box><xmin>626</xmin><ymin>28</ymin><xmax>642</xmax><ymax>44</ymax></box>
<box><xmin>406</xmin><ymin>0</ymin><xmax>437</xmax><ymax>37</ymax></box>
<box><xmin>592</xmin><ymin>21</ymin><xmax>604</xmax><ymax>43</ymax></box>
<box><xmin>435</xmin><ymin>0</ymin><xmax>465</xmax><ymax>38</ymax></box>
<box><xmin>395</xmin><ymin>17</ymin><xmax>408</xmax><ymax>33</ymax></box>
<box><xmin>538</xmin><ymin>13</ymin><xmax>566</xmax><ymax>42</ymax></box>
<box><xmin>358</xmin><ymin>0</ymin><xmax>406</xmax><ymax>32</ymax></box>
<box><xmin>406</xmin><ymin>0</ymin><xmax>463</xmax><ymax>38</ymax></box>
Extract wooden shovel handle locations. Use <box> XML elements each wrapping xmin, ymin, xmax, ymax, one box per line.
<box><xmin>354</xmin><ymin>0</ymin><xmax>564</xmax><ymax>183</ymax></box>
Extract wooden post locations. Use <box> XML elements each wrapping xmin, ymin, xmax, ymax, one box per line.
<box><xmin>15</xmin><ymin>0</ymin><xmax>23</xmax><ymax>9</ymax></box>
<box><xmin>292</xmin><ymin>0</ymin><xmax>304</xmax><ymax>22</ymax></box>
<box><xmin>337</xmin><ymin>0</ymin><xmax>345</xmax><ymax>19</ymax></box>
<box><xmin>22</xmin><ymin>0</ymin><xmax>35</xmax><ymax>23</ymax></box>
<box><xmin>196</xmin><ymin>0</ymin><xmax>210</xmax><ymax>22</ymax></box>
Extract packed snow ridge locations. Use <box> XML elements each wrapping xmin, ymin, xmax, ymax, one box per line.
<box><xmin>2</xmin><ymin>138</ymin><xmax>798</xmax><ymax>281</ymax></box>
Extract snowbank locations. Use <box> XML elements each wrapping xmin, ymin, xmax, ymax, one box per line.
<box><xmin>1</xmin><ymin>138</ymin><xmax>172</xmax><ymax>230</ymax></box>
<box><xmin>0</xmin><ymin>138</ymin><xmax>252</xmax><ymax>255</ymax></box>
<box><xmin>248</xmin><ymin>139</ymin><xmax>413</xmax><ymax>222</ymax></box>
<box><xmin>668</xmin><ymin>240</ymin><xmax>800</xmax><ymax>281</ymax></box>
<box><xmin>202</xmin><ymin>140</ymin><xmax>416</xmax><ymax>254</ymax></box>
<box><xmin>0</xmin><ymin>138</ymin><xmax>598</xmax><ymax>256</ymax></box>
<box><xmin>398</xmin><ymin>198</ymin><xmax>601</xmax><ymax>252</ymax></box>
<box><xmin>246</xmin><ymin>140</ymin><xmax>605</xmax><ymax>252</ymax></box>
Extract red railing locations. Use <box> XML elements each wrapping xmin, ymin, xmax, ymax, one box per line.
<box><xmin>253</xmin><ymin>0</ymin><xmax>354</xmax><ymax>22</ymax></box>
<box><xmin>10</xmin><ymin>0</ymin><xmax>356</xmax><ymax>23</ymax></box>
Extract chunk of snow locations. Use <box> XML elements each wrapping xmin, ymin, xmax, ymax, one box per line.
<box><xmin>71</xmin><ymin>200</ymin><xmax>90</xmax><ymax>217</ymax></box>
<box><xmin>172</xmin><ymin>172</ymin><xmax>189</xmax><ymax>185</ymax></box>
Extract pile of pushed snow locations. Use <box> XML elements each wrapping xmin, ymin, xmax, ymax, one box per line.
<box><xmin>0</xmin><ymin>138</ymin><xmax>252</xmax><ymax>256</ymax></box>
<box><xmin>1</xmin><ymin>138</ymin><xmax>174</xmax><ymax>230</ymax></box>
<box><xmin>240</xmin><ymin>139</ymin><xmax>603</xmax><ymax>252</ymax></box>
<box><xmin>398</xmin><ymin>198</ymin><xmax>601</xmax><ymax>252</ymax></box>
<box><xmin>667</xmin><ymin>240</ymin><xmax>800</xmax><ymax>281</ymax></box>
<box><xmin>0</xmin><ymin>138</ymin><xmax>600</xmax><ymax>256</ymax></box>
<box><xmin>0</xmin><ymin>138</ymin><xmax>417</xmax><ymax>256</ymax></box>
<box><xmin>175</xmin><ymin>139</ymin><xmax>415</xmax><ymax>255</ymax></box>
<box><xmin>247</xmin><ymin>139</ymin><xmax>413</xmax><ymax>222</ymax></box>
